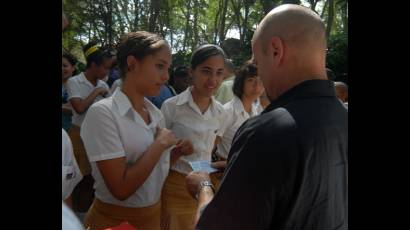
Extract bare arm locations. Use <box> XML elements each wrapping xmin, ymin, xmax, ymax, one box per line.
<box><xmin>186</xmin><ymin>172</ymin><xmax>214</xmax><ymax>226</ymax></box>
<box><xmin>97</xmin><ymin>128</ymin><xmax>177</xmax><ymax>201</ymax></box>
<box><xmin>62</xmin><ymin>103</ymin><xmax>72</xmax><ymax>115</ymax></box>
<box><xmin>170</xmin><ymin>139</ymin><xmax>194</xmax><ymax>165</ymax></box>
<box><xmin>64</xmin><ymin>195</ymin><xmax>73</xmax><ymax>209</ymax></box>
<box><xmin>194</xmin><ymin>186</ymin><xmax>214</xmax><ymax>225</ymax></box>
<box><xmin>70</xmin><ymin>87</ymin><xmax>108</xmax><ymax>114</ymax></box>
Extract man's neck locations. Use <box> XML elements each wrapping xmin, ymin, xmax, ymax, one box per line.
<box><xmin>271</xmin><ymin>68</ymin><xmax>327</xmax><ymax>101</ymax></box>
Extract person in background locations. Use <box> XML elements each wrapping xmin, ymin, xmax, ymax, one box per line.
<box><xmin>66</xmin><ymin>41</ymin><xmax>112</xmax><ymax>213</ymax></box>
<box><xmin>62</xmin><ymin>52</ymin><xmax>77</xmax><ymax>131</ymax></box>
<box><xmin>106</xmin><ymin>49</ymin><xmax>120</xmax><ymax>88</ymax></box>
<box><xmin>62</xmin><ymin>129</ymin><xmax>83</xmax><ymax>208</ymax></box>
<box><xmin>146</xmin><ymin>84</ymin><xmax>176</xmax><ymax>109</ymax></box>
<box><xmin>62</xmin><ymin>4</ymin><xmax>85</xmax><ymax>230</ymax></box>
<box><xmin>169</xmin><ymin>65</ymin><xmax>191</xmax><ymax>95</ymax></box>
<box><xmin>334</xmin><ymin>81</ymin><xmax>348</xmax><ymax>108</ymax></box>
<box><xmin>110</xmin><ymin>78</ymin><xmax>123</xmax><ymax>95</ymax></box>
<box><xmin>215</xmin><ymin>60</ymin><xmax>264</xmax><ymax>163</ymax></box>
<box><xmin>214</xmin><ymin>59</ymin><xmax>235</xmax><ymax>105</ymax></box>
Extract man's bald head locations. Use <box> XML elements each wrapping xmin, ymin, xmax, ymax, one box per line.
<box><xmin>251</xmin><ymin>4</ymin><xmax>328</xmax><ymax>101</ymax></box>
<box><xmin>254</xmin><ymin>4</ymin><xmax>326</xmax><ymax>53</ymax></box>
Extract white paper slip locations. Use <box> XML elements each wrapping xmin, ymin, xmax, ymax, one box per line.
<box><xmin>189</xmin><ymin>160</ymin><xmax>219</xmax><ymax>173</ymax></box>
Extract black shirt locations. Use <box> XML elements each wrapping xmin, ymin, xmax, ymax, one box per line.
<box><xmin>197</xmin><ymin>79</ymin><xmax>348</xmax><ymax>230</ymax></box>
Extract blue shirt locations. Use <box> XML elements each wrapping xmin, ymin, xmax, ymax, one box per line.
<box><xmin>62</xmin><ymin>84</ymin><xmax>72</xmax><ymax>131</ymax></box>
<box><xmin>146</xmin><ymin>85</ymin><xmax>176</xmax><ymax>109</ymax></box>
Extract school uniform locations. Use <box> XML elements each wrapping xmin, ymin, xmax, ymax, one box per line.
<box><xmin>66</xmin><ymin>72</ymin><xmax>110</xmax><ymax>175</ymax></box>
<box><xmin>160</xmin><ymin>87</ymin><xmax>225</xmax><ymax>230</ymax></box>
<box><xmin>62</xmin><ymin>129</ymin><xmax>82</xmax><ymax>200</ymax></box>
<box><xmin>80</xmin><ymin>88</ymin><xmax>170</xmax><ymax>230</ymax></box>
<box><xmin>216</xmin><ymin>96</ymin><xmax>263</xmax><ymax>159</ymax></box>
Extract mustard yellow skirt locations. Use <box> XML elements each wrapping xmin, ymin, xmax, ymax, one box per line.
<box><xmin>84</xmin><ymin>198</ymin><xmax>161</xmax><ymax>230</ymax></box>
<box><xmin>161</xmin><ymin>170</ymin><xmax>196</xmax><ymax>230</ymax></box>
<box><xmin>160</xmin><ymin>170</ymin><xmax>222</xmax><ymax>230</ymax></box>
<box><xmin>67</xmin><ymin>125</ymin><xmax>91</xmax><ymax>176</ymax></box>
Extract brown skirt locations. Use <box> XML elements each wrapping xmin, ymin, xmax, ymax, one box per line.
<box><xmin>160</xmin><ymin>170</ymin><xmax>197</xmax><ymax>230</ymax></box>
<box><xmin>84</xmin><ymin>198</ymin><xmax>161</xmax><ymax>230</ymax></box>
<box><xmin>67</xmin><ymin>125</ymin><xmax>91</xmax><ymax>176</ymax></box>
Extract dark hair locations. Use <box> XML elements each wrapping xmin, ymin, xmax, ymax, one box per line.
<box><xmin>83</xmin><ymin>41</ymin><xmax>113</xmax><ymax>68</ymax></box>
<box><xmin>62</xmin><ymin>52</ymin><xmax>77</xmax><ymax>66</ymax></box>
<box><xmin>173</xmin><ymin>65</ymin><xmax>189</xmax><ymax>78</ymax></box>
<box><xmin>190</xmin><ymin>44</ymin><xmax>226</xmax><ymax>70</ymax></box>
<box><xmin>169</xmin><ymin>65</ymin><xmax>189</xmax><ymax>86</ymax></box>
<box><xmin>116</xmin><ymin>31</ymin><xmax>167</xmax><ymax>79</ymax></box>
<box><xmin>233</xmin><ymin>60</ymin><xmax>257</xmax><ymax>99</ymax></box>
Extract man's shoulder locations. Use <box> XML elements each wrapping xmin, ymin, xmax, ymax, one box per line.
<box><xmin>243</xmin><ymin>107</ymin><xmax>298</xmax><ymax>136</ymax></box>
<box><xmin>230</xmin><ymin>107</ymin><xmax>299</xmax><ymax>155</ymax></box>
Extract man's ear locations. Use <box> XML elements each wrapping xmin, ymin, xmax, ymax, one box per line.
<box><xmin>270</xmin><ymin>36</ymin><xmax>284</xmax><ymax>67</ymax></box>
<box><xmin>126</xmin><ymin>55</ymin><xmax>139</xmax><ymax>72</ymax></box>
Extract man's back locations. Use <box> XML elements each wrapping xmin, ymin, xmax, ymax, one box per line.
<box><xmin>197</xmin><ymin>80</ymin><xmax>348</xmax><ymax>230</ymax></box>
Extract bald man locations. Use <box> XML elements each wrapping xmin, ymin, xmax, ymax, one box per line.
<box><xmin>186</xmin><ymin>4</ymin><xmax>348</xmax><ymax>230</ymax></box>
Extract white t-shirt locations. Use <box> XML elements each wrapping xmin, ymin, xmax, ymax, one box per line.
<box><xmin>217</xmin><ymin>96</ymin><xmax>263</xmax><ymax>159</ymax></box>
<box><xmin>161</xmin><ymin>87</ymin><xmax>225</xmax><ymax>175</ymax></box>
<box><xmin>110</xmin><ymin>78</ymin><xmax>123</xmax><ymax>95</ymax></box>
<box><xmin>80</xmin><ymin>88</ymin><xmax>170</xmax><ymax>208</ymax></box>
<box><xmin>62</xmin><ymin>129</ymin><xmax>83</xmax><ymax>200</ymax></box>
<box><xmin>62</xmin><ymin>202</ymin><xmax>84</xmax><ymax>230</ymax></box>
<box><xmin>66</xmin><ymin>72</ymin><xmax>110</xmax><ymax>127</ymax></box>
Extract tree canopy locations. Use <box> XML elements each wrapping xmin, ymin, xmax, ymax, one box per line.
<box><xmin>63</xmin><ymin>0</ymin><xmax>348</xmax><ymax>81</ymax></box>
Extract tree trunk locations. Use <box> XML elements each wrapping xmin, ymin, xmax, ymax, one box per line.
<box><xmin>282</xmin><ymin>0</ymin><xmax>301</xmax><ymax>4</ymax></box>
<box><xmin>114</xmin><ymin>0</ymin><xmax>125</xmax><ymax>35</ymax></box>
<box><xmin>308</xmin><ymin>0</ymin><xmax>319</xmax><ymax>13</ymax></box>
<box><xmin>107</xmin><ymin>0</ymin><xmax>113</xmax><ymax>46</ymax></box>
<box><xmin>118</xmin><ymin>0</ymin><xmax>132</xmax><ymax>32</ymax></box>
<box><xmin>230</xmin><ymin>0</ymin><xmax>243</xmax><ymax>43</ymax></box>
<box><xmin>218</xmin><ymin>0</ymin><xmax>229</xmax><ymax>43</ymax></box>
<box><xmin>213</xmin><ymin>0</ymin><xmax>221</xmax><ymax>43</ymax></box>
<box><xmin>132</xmin><ymin>0</ymin><xmax>139</xmax><ymax>31</ymax></box>
<box><xmin>341</xmin><ymin>1</ymin><xmax>348</xmax><ymax>34</ymax></box>
<box><xmin>260</xmin><ymin>0</ymin><xmax>278</xmax><ymax>15</ymax></box>
<box><xmin>242</xmin><ymin>1</ymin><xmax>251</xmax><ymax>48</ymax></box>
<box><xmin>321</xmin><ymin>0</ymin><xmax>328</xmax><ymax>19</ymax></box>
<box><xmin>192</xmin><ymin>0</ymin><xmax>199</xmax><ymax>51</ymax></box>
<box><xmin>326</xmin><ymin>0</ymin><xmax>334</xmax><ymax>38</ymax></box>
<box><xmin>182</xmin><ymin>0</ymin><xmax>191</xmax><ymax>52</ymax></box>
<box><xmin>148</xmin><ymin>0</ymin><xmax>161</xmax><ymax>32</ymax></box>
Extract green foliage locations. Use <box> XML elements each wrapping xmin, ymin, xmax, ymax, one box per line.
<box><xmin>326</xmin><ymin>31</ymin><xmax>348</xmax><ymax>81</ymax></box>
<box><xmin>63</xmin><ymin>0</ymin><xmax>347</xmax><ymax>78</ymax></box>
<box><xmin>172</xmin><ymin>50</ymin><xmax>192</xmax><ymax>67</ymax></box>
